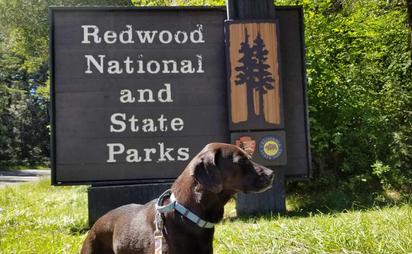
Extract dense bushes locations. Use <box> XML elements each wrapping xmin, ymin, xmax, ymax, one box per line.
<box><xmin>0</xmin><ymin>0</ymin><xmax>410</xmax><ymax>190</ymax></box>
<box><xmin>289</xmin><ymin>0</ymin><xmax>412</xmax><ymax>190</ymax></box>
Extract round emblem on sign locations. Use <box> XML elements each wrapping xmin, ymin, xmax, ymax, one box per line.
<box><xmin>258</xmin><ymin>136</ymin><xmax>283</xmax><ymax>160</ymax></box>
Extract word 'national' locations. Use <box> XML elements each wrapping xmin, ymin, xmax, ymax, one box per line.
<box><xmin>84</xmin><ymin>54</ymin><xmax>204</xmax><ymax>75</ymax></box>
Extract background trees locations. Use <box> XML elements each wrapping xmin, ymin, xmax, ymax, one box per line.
<box><xmin>289</xmin><ymin>0</ymin><xmax>412</xmax><ymax>190</ymax></box>
<box><xmin>0</xmin><ymin>0</ymin><xmax>132</xmax><ymax>167</ymax></box>
<box><xmin>0</xmin><ymin>0</ymin><xmax>410</xmax><ymax>191</ymax></box>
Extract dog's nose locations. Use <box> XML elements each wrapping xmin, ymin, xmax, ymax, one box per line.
<box><xmin>258</xmin><ymin>164</ymin><xmax>275</xmax><ymax>183</ymax></box>
<box><xmin>252</xmin><ymin>162</ymin><xmax>275</xmax><ymax>179</ymax></box>
<box><xmin>260</xmin><ymin>165</ymin><xmax>274</xmax><ymax>179</ymax></box>
<box><xmin>264</xmin><ymin>168</ymin><xmax>274</xmax><ymax>183</ymax></box>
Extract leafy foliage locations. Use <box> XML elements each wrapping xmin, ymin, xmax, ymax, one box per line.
<box><xmin>0</xmin><ymin>0</ymin><xmax>132</xmax><ymax>167</ymax></box>
<box><xmin>132</xmin><ymin>0</ymin><xmax>224</xmax><ymax>6</ymax></box>
<box><xmin>277</xmin><ymin>0</ymin><xmax>412</xmax><ymax>190</ymax></box>
<box><xmin>0</xmin><ymin>0</ymin><xmax>132</xmax><ymax>73</ymax></box>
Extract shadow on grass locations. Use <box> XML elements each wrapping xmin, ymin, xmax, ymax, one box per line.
<box><xmin>69</xmin><ymin>220</ymin><xmax>89</xmax><ymax>235</ymax></box>
<box><xmin>229</xmin><ymin>177</ymin><xmax>412</xmax><ymax>222</ymax></box>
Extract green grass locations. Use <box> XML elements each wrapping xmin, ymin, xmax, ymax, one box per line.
<box><xmin>1</xmin><ymin>179</ymin><xmax>411</xmax><ymax>254</ymax></box>
<box><xmin>216</xmin><ymin>206</ymin><xmax>412</xmax><ymax>253</ymax></box>
<box><xmin>0</xmin><ymin>179</ymin><xmax>88</xmax><ymax>253</ymax></box>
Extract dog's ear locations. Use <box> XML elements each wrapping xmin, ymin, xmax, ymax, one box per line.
<box><xmin>191</xmin><ymin>149</ymin><xmax>223</xmax><ymax>193</ymax></box>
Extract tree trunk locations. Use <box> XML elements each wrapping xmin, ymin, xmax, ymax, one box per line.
<box><xmin>258</xmin><ymin>90</ymin><xmax>264</xmax><ymax>118</ymax></box>
<box><xmin>247</xmin><ymin>82</ymin><xmax>255</xmax><ymax>121</ymax></box>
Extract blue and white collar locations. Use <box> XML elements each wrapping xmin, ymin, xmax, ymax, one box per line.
<box><xmin>155</xmin><ymin>189</ymin><xmax>215</xmax><ymax>229</ymax></box>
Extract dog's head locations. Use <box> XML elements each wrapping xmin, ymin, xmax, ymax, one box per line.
<box><xmin>190</xmin><ymin>143</ymin><xmax>274</xmax><ymax>194</ymax></box>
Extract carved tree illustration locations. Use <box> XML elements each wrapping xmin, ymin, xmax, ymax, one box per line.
<box><xmin>235</xmin><ymin>28</ymin><xmax>275</xmax><ymax>122</ymax></box>
<box><xmin>235</xmin><ymin>28</ymin><xmax>257</xmax><ymax>120</ymax></box>
<box><xmin>253</xmin><ymin>32</ymin><xmax>275</xmax><ymax>116</ymax></box>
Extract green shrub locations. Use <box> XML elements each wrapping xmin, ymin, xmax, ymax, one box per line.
<box><xmin>278</xmin><ymin>0</ymin><xmax>412</xmax><ymax>190</ymax></box>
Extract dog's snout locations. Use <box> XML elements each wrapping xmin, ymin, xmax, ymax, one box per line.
<box><xmin>268</xmin><ymin>170</ymin><xmax>275</xmax><ymax>181</ymax></box>
<box><xmin>253</xmin><ymin>162</ymin><xmax>274</xmax><ymax>177</ymax></box>
<box><xmin>262</xmin><ymin>167</ymin><xmax>274</xmax><ymax>185</ymax></box>
<box><xmin>243</xmin><ymin>162</ymin><xmax>274</xmax><ymax>194</ymax></box>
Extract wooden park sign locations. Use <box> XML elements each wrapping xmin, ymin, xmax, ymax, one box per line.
<box><xmin>50</xmin><ymin>8</ymin><xmax>229</xmax><ymax>184</ymax></box>
<box><xmin>50</xmin><ymin>6</ymin><xmax>310</xmax><ymax>186</ymax></box>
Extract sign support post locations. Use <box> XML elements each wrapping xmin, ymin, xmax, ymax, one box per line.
<box><xmin>226</xmin><ymin>0</ymin><xmax>286</xmax><ymax>215</ymax></box>
<box><xmin>88</xmin><ymin>183</ymin><xmax>171</xmax><ymax>227</ymax></box>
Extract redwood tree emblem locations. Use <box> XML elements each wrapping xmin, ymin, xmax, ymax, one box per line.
<box><xmin>235</xmin><ymin>28</ymin><xmax>275</xmax><ymax>123</ymax></box>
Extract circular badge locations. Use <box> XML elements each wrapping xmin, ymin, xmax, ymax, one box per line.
<box><xmin>258</xmin><ymin>136</ymin><xmax>283</xmax><ymax>160</ymax></box>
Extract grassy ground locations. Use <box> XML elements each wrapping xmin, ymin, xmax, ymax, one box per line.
<box><xmin>0</xmin><ymin>179</ymin><xmax>411</xmax><ymax>254</ymax></box>
<box><xmin>0</xmin><ymin>180</ymin><xmax>87</xmax><ymax>253</ymax></box>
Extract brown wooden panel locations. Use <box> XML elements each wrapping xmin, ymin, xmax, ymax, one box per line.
<box><xmin>226</xmin><ymin>21</ymin><xmax>283</xmax><ymax>130</ymax></box>
<box><xmin>276</xmin><ymin>8</ymin><xmax>311</xmax><ymax>177</ymax></box>
<box><xmin>50</xmin><ymin>8</ymin><xmax>229</xmax><ymax>185</ymax></box>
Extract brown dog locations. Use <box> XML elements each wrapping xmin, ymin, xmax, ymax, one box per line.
<box><xmin>81</xmin><ymin>143</ymin><xmax>274</xmax><ymax>254</ymax></box>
